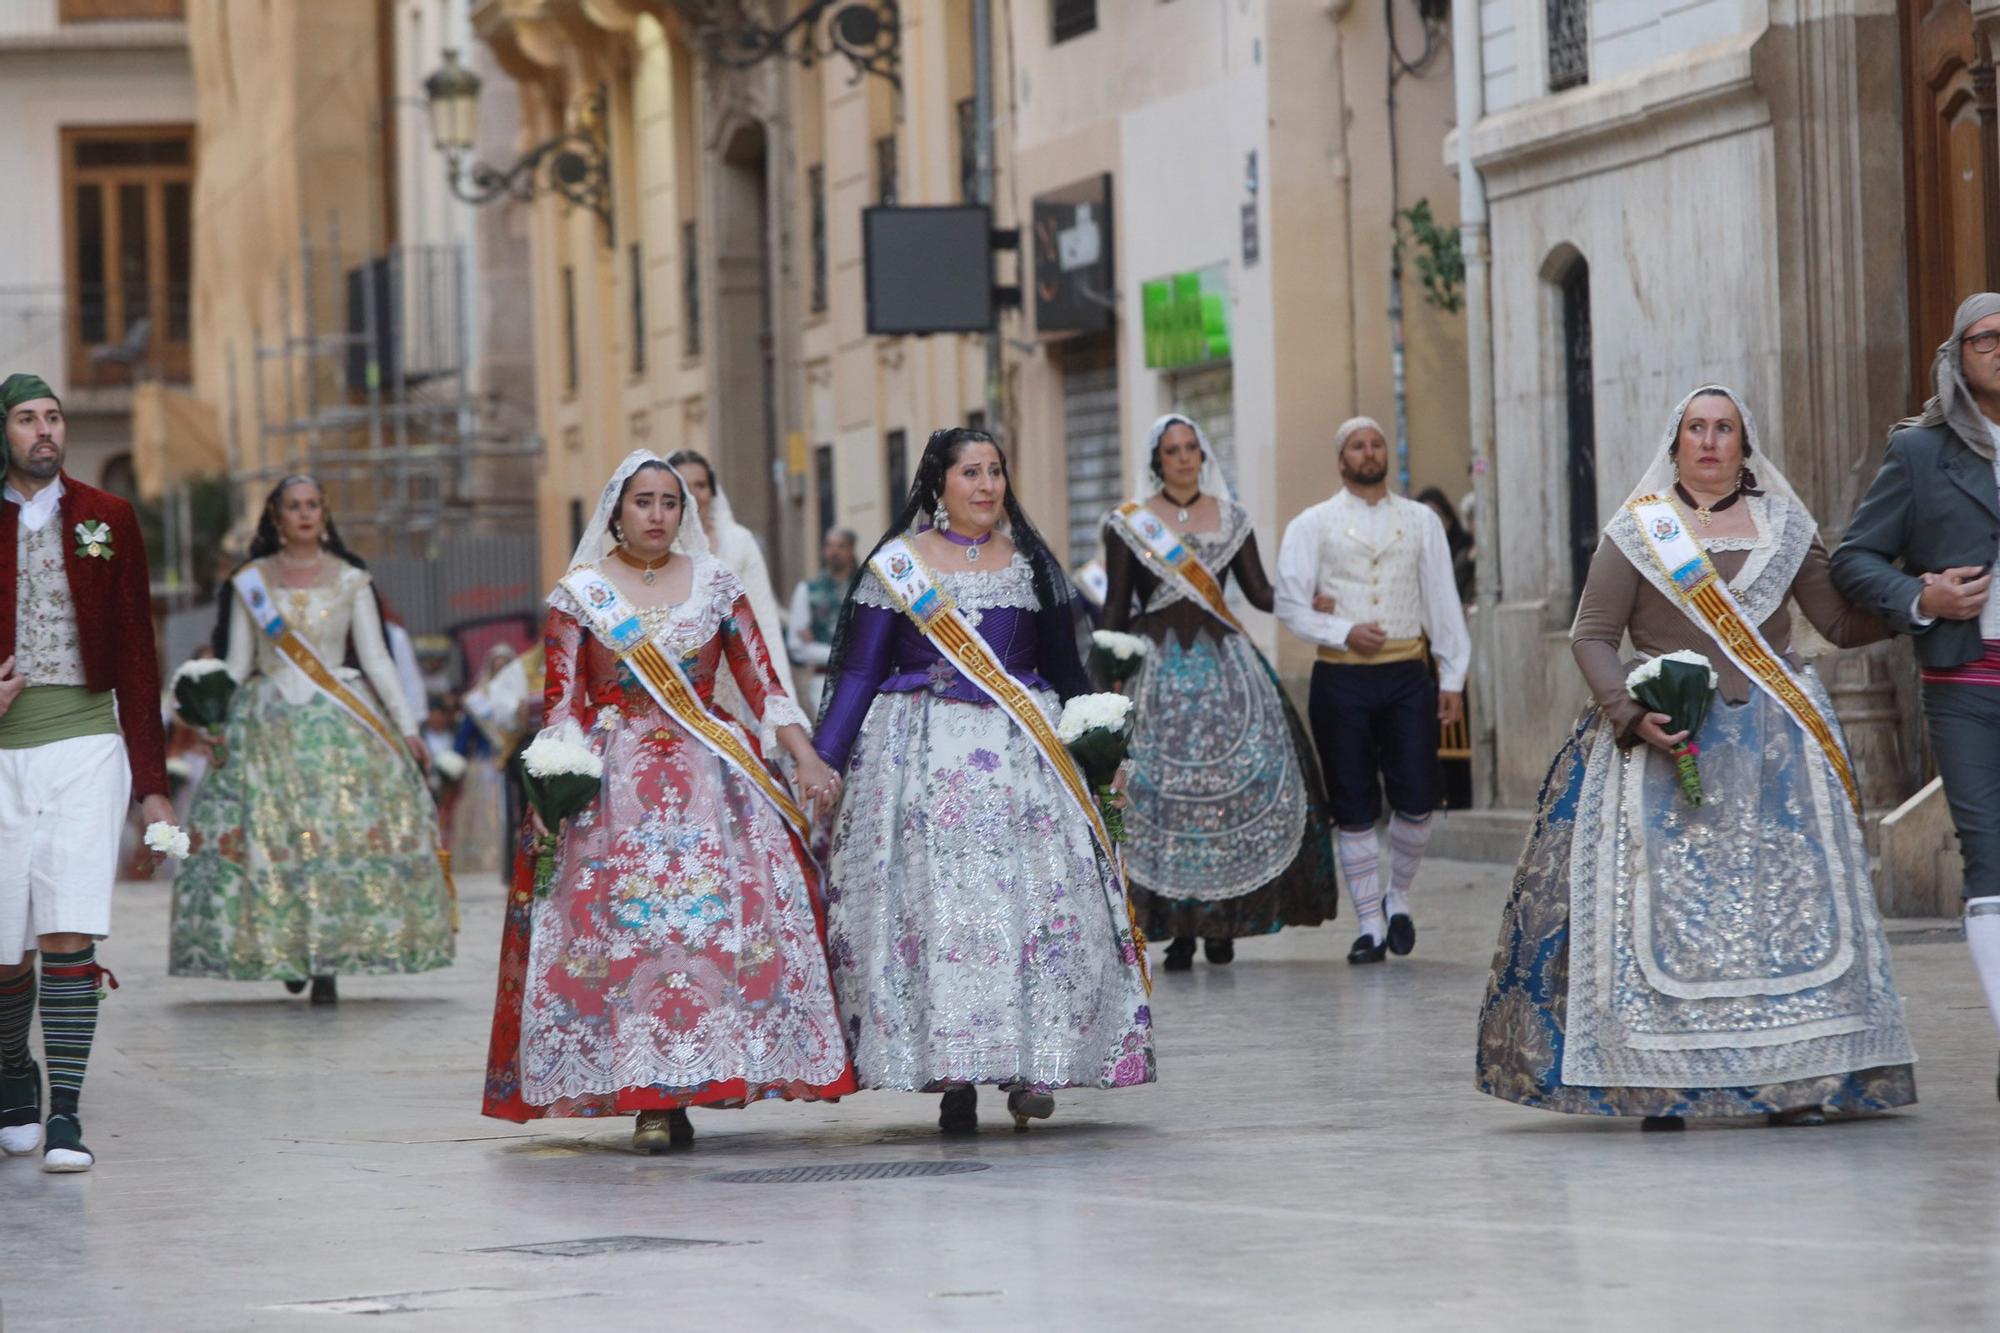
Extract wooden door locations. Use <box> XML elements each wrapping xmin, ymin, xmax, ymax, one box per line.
<box><xmin>1901</xmin><ymin>0</ymin><xmax>2000</xmax><ymax>403</ymax></box>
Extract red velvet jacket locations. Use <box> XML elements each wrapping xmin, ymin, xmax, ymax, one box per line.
<box><xmin>0</xmin><ymin>473</ymin><xmax>170</xmax><ymax>800</ymax></box>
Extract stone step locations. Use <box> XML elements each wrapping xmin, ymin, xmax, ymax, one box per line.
<box><xmin>1425</xmin><ymin>808</ymin><xmax>1535</xmax><ymax>865</ymax></box>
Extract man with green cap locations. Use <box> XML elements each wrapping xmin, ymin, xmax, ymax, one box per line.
<box><xmin>0</xmin><ymin>372</ymin><xmax>172</xmax><ymax>1172</ymax></box>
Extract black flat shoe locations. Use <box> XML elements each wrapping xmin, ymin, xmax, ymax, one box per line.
<box><xmin>1162</xmin><ymin>938</ymin><xmax>1196</xmax><ymax>972</ymax></box>
<box><xmin>309</xmin><ymin>975</ymin><xmax>337</xmax><ymax>1006</ymax></box>
<box><xmin>1386</xmin><ymin>914</ymin><xmax>1416</xmax><ymax>956</ymax></box>
<box><xmin>1346</xmin><ymin>934</ymin><xmax>1387</xmax><ymax>965</ymax></box>
<box><xmin>939</xmin><ymin>1085</ymin><xmax>978</xmax><ymax>1135</ymax></box>
<box><xmin>284</xmin><ymin>979</ymin><xmax>308</xmax><ymax>995</ymax></box>
<box><xmin>1641</xmin><ymin>1115</ymin><xmax>1684</xmax><ymax>1132</ymax></box>
<box><xmin>669</xmin><ymin>1108</ymin><xmax>694</xmax><ymax>1147</ymax></box>
<box><xmin>1202</xmin><ymin>938</ymin><xmax>1234</xmax><ymax>965</ymax></box>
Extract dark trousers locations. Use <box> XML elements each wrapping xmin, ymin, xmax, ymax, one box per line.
<box><xmin>1924</xmin><ymin>680</ymin><xmax>2000</xmax><ymax>900</ymax></box>
<box><xmin>1308</xmin><ymin>660</ymin><xmax>1441</xmax><ymax>831</ymax></box>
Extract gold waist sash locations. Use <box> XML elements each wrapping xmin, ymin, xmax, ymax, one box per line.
<box><xmin>1317</xmin><ymin>635</ymin><xmax>1428</xmax><ymax>667</ymax></box>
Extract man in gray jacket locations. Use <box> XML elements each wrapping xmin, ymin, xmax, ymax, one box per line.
<box><xmin>1833</xmin><ymin>291</ymin><xmax>2000</xmax><ymax>1093</ymax></box>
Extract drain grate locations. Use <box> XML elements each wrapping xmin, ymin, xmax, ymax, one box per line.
<box><xmin>474</xmin><ymin>1236</ymin><xmax>744</xmax><ymax>1258</ymax></box>
<box><xmin>710</xmin><ymin>1161</ymin><xmax>991</xmax><ymax>1184</ymax></box>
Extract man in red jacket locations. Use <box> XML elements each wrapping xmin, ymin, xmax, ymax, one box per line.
<box><xmin>0</xmin><ymin>372</ymin><xmax>172</xmax><ymax>1172</ymax></box>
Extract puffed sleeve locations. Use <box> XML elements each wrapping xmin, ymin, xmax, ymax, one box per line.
<box><xmin>540</xmin><ymin>606</ymin><xmax>583</xmax><ymax>735</ymax></box>
<box><xmin>719</xmin><ymin>592</ymin><xmax>810</xmax><ymax>733</ymax></box>
<box><xmin>813</xmin><ymin>602</ymin><xmax>896</xmax><ymax>772</ymax></box>
<box><xmin>348</xmin><ymin>577</ymin><xmax>418</xmax><ymax>735</ymax></box>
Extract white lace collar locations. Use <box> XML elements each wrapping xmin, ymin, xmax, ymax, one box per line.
<box><xmin>856</xmin><ymin>551</ymin><xmax>1041</xmax><ymax>613</ymax></box>
<box><xmin>553</xmin><ymin>553</ymin><xmax>743</xmax><ymax>654</ymax></box>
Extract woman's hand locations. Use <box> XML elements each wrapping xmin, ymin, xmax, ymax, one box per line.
<box><xmin>528</xmin><ymin>808</ymin><xmax>549</xmax><ymax>839</ymax></box>
<box><xmin>797</xmin><ymin>754</ymin><xmax>843</xmax><ymax>813</ymax></box>
<box><xmin>1634</xmin><ymin>711</ymin><xmax>1690</xmax><ymax>754</ymax></box>
<box><xmin>407</xmin><ymin>735</ymin><xmax>432</xmax><ymax>774</ymax></box>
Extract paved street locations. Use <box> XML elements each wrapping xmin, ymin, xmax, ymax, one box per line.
<box><xmin>4</xmin><ymin>856</ymin><xmax>1999</xmax><ymax>1331</ymax></box>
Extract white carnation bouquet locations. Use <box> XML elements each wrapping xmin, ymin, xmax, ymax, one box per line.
<box><xmin>1624</xmin><ymin>649</ymin><xmax>1719</xmax><ymax>805</ymax></box>
<box><xmin>520</xmin><ymin>721</ymin><xmax>604</xmax><ymax>897</ymax></box>
<box><xmin>172</xmin><ymin>657</ymin><xmax>236</xmax><ymax>738</ymax></box>
<box><xmin>1088</xmin><ymin>629</ymin><xmax>1150</xmax><ymax>688</ymax></box>
<box><xmin>430</xmin><ymin>748</ymin><xmax>468</xmax><ymax>785</ymax></box>
<box><xmin>1056</xmin><ymin>691</ymin><xmax>1136</xmax><ymax>841</ymax></box>
<box><xmin>144</xmin><ymin>821</ymin><xmax>191</xmax><ymax>861</ymax></box>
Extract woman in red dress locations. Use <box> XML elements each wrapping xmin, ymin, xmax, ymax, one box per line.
<box><xmin>482</xmin><ymin>452</ymin><xmax>853</xmax><ymax>1151</ymax></box>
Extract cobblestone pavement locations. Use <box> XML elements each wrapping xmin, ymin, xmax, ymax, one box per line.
<box><xmin>2</xmin><ymin>860</ymin><xmax>1995</xmax><ymax>1331</ymax></box>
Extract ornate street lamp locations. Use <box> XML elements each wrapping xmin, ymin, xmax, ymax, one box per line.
<box><xmin>676</xmin><ymin>0</ymin><xmax>900</xmax><ymax>88</ymax></box>
<box><xmin>424</xmin><ymin>49</ymin><xmax>612</xmax><ymax>233</ymax></box>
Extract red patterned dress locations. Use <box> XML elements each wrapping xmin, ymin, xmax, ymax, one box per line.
<box><xmin>482</xmin><ymin>556</ymin><xmax>854</xmax><ymax>1120</ymax></box>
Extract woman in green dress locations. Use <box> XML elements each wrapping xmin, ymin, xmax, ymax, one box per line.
<box><xmin>169</xmin><ymin>477</ymin><xmax>454</xmax><ymax>1003</ymax></box>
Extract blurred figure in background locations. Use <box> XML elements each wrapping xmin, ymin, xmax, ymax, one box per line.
<box><xmin>667</xmin><ymin>450</ymin><xmax>799</xmax><ymax>729</ymax></box>
<box><xmin>786</xmin><ymin>526</ymin><xmax>856</xmax><ymax>715</ymax></box>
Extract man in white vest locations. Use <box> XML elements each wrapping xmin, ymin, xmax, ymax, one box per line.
<box><xmin>1274</xmin><ymin>417</ymin><xmax>1470</xmax><ymax>964</ymax></box>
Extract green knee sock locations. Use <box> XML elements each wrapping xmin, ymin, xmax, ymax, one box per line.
<box><xmin>40</xmin><ymin>947</ymin><xmax>106</xmax><ymax>1118</ymax></box>
<box><xmin>0</xmin><ymin>969</ymin><xmax>33</xmax><ymax>1070</ymax></box>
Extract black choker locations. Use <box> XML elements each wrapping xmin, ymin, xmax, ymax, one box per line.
<box><xmin>1673</xmin><ymin>482</ymin><xmax>1742</xmax><ymax>528</ymax></box>
<box><xmin>1162</xmin><ymin>488</ymin><xmax>1200</xmax><ymax>523</ymax></box>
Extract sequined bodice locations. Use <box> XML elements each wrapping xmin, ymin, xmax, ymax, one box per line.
<box><xmin>258</xmin><ymin>564</ymin><xmax>371</xmax><ymax>672</ymax></box>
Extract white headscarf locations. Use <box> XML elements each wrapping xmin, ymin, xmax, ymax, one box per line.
<box><xmin>1893</xmin><ymin>291</ymin><xmax>2000</xmax><ymax>461</ymax></box>
<box><xmin>1131</xmin><ymin>412</ymin><xmax>1236</xmax><ymax>506</ymax></box>
<box><xmin>1617</xmin><ymin>384</ymin><xmax>1804</xmax><ymax>523</ymax></box>
<box><xmin>555</xmin><ymin>449</ymin><xmax>709</xmax><ymax>606</ymax></box>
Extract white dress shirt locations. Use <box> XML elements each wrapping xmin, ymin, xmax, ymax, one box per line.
<box><xmin>1274</xmin><ymin>488</ymin><xmax>1472</xmax><ymax>692</ymax></box>
<box><xmin>3</xmin><ymin>476</ymin><xmax>63</xmax><ymax>533</ymax></box>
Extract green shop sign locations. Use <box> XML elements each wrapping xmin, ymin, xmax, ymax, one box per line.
<box><xmin>1142</xmin><ymin>266</ymin><xmax>1231</xmax><ymax>369</ymax></box>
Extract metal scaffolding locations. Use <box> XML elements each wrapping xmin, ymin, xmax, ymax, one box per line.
<box><xmin>236</xmin><ymin>215</ymin><xmax>541</xmax><ymax>554</ymax></box>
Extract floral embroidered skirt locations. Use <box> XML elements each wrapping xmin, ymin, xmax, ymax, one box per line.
<box><xmin>1122</xmin><ymin>627</ymin><xmax>1338</xmax><ymax>940</ymax></box>
<box><xmin>1476</xmin><ymin>708</ymin><xmax>1916</xmax><ymax>1119</ymax></box>
<box><xmin>170</xmin><ymin>676</ymin><xmax>455</xmax><ymax>980</ymax></box>
<box><xmin>481</xmin><ymin>704</ymin><xmax>854</xmax><ymax>1121</ymax></box>
<box><xmin>825</xmin><ymin>689</ymin><xmax>1155</xmax><ymax>1093</ymax></box>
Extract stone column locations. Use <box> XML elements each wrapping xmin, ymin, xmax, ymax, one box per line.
<box><xmin>1754</xmin><ymin>2</ymin><xmax>1920</xmax><ymax>812</ymax></box>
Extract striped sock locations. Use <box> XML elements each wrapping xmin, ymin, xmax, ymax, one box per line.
<box><xmin>1383</xmin><ymin>812</ymin><xmax>1434</xmax><ymax>920</ymax></box>
<box><xmin>1337</xmin><ymin>828</ymin><xmax>1385</xmax><ymax>944</ymax></box>
<box><xmin>0</xmin><ymin>970</ymin><xmax>33</xmax><ymax>1071</ymax></box>
<box><xmin>41</xmin><ymin>947</ymin><xmax>109</xmax><ymax>1118</ymax></box>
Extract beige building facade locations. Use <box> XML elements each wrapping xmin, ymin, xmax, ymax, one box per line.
<box><xmin>474</xmin><ymin>0</ymin><xmax>1469</xmax><ymax>685</ymax></box>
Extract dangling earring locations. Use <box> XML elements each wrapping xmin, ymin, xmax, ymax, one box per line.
<box><xmin>933</xmin><ymin>499</ymin><xmax>950</xmax><ymax>533</ymax></box>
<box><xmin>1671</xmin><ymin>458</ymin><xmax>1682</xmax><ymax>484</ymax></box>
<box><xmin>1735</xmin><ymin>464</ymin><xmax>1748</xmax><ymax>494</ymax></box>
<box><xmin>609</xmin><ymin>521</ymin><xmax>623</xmax><ymax>546</ymax></box>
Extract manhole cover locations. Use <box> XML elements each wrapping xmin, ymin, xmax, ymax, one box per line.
<box><xmin>711</xmin><ymin>1161</ymin><xmax>991</xmax><ymax>1184</ymax></box>
<box><xmin>474</xmin><ymin>1236</ymin><xmax>743</xmax><ymax>1258</ymax></box>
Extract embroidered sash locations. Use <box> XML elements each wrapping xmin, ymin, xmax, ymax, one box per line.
<box><xmin>868</xmin><ymin>538</ymin><xmax>1150</xmax><ymax>988</ymax></box>
<box><xmin>560</xmin><ymin>566</ymin><xmax>812</xmax><ymax>845</ymax></box>
<box><xmin>1105</xmin><ymin>501</ymin><xmax>1246</xmax><ymax>635</ymax></box>
<box><xmin>1622</xmin><ymin>496</ymin><xmax>1860</xmax><ymax>812</ymax></box>
<box><xmin>235</xmin><ymin>567</ymin><xmax>410</xmax><ymax>766</ymax></box>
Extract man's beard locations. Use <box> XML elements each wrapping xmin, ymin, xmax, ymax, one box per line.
<box><xmin>1341</xmin><ymin>462</ymin><xmax>1388</xmax><ymax>486</ymax></box>
<box><xmin>14</xmin><ymin>443</ymin><xmax>61</xmax><ymax>480</ymax></box>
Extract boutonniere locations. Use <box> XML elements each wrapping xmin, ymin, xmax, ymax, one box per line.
<box><xmin>74</xmin><ymin>520</ymin><xmax>114</xmax><ymax>560</ymax></box>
